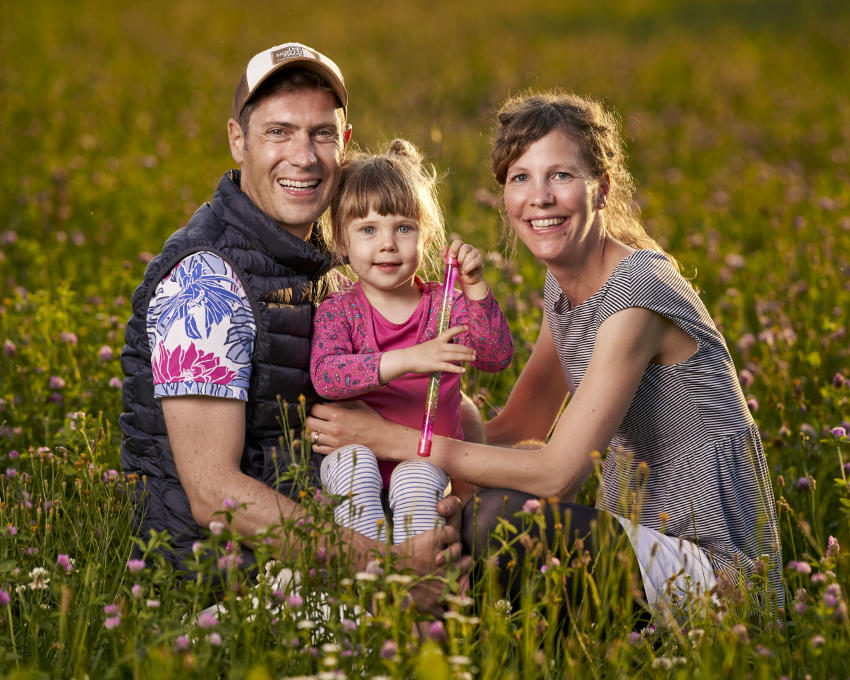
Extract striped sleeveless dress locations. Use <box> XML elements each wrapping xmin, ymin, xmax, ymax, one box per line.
<box><xmin>543</xmin><ymin>250</ymin><xmax>783</xmax><ymax>609</ymax></box>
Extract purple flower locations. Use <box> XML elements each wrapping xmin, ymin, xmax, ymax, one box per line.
<box><xmin>341</xmin><ymin>618</ymin><xmax>356</xmax><ymax>633</ymax></box>
<box><xmin>5</xmin><ymin>468</ymin><xmax>16</xmax><ymax>479</ymax></box>
<box><xmin>98</xmin><ymin>346</ymin><xmax>113</xmax><ymax>361</ymax></box>
<box><xmin>738</xmin><ymin>369</ymin><xmax>754</xmax><ymax>387</ymax></box>
<box><xmin>56</xmin><ymin>554</ymin><xmax>73</xmax><ymax>573</ymax></box>
<box><xmin>8</xmin><ymin>450</ymin><xmax>18</xmax><ymax>460</ymax></box>
<box><xmin>522</xmin><ymin>498</ymin><xmax>542</xmax><ymax>514</ymax></box>
<box><xmin>380</xmin><ymin>640</ymin><xmax>398</xmax><ymax>659</ymax></box>
<box><xmin>109</xmin><ymin>377</ymin><xmax>122</xmax><ymax>389</ymax></box>
<box><xmin>49</xmin><ymin>376</ymin><xmax>66</xmax><ymax>390</ymax></box>
<box><xmin>627</xmin><ymin>631</ymin><xmax>641</xmax><ymax>645</ymax></box>
<box><xmin>104</xmin><ymin>616</ymin><xmax>121</xmax><ymax>630</ymax></box>
<box><xmin>3</xmin><ymin>340</ymin><xmax>15</xmax><ymax>357</ymax></box>
<box><xmin>826</xmin><ymin>536</ymin><xmax>840</xmax><ymax>559</ymax></box>
<box><xmin>221</xmin><ymin>497</ymin><xmax>239</xmax><ymax>511</ymax></box>
<box><xmin>811</xmin><ymin>635</ymin><xmax>825</xmax><ymax>648</ymax></box>
<box><xmin>429</xmin><ymin>621</ymin><xmax>448</xmax><ymax>643</ymax></box>
<box><xmin>174</xmin><ymin>635</ymin><xmax>190</xmax><ymax>652</ymax></box>
<box><xmin>131</xmin><ymin>584</ymin><xmax>143</xmax><ymax>598</ymax></box>
<box><xmin>60</xmin><ymin>332</ymin><xmax>78</xmax><ymax>346</ymax></box>
<box><xmin>0</xmin><ymin>588</ymin><xmax>10</xmax><ymax>606</ymax></box>
<box><xmin>746</xmin><ymin>398</ymin><xmax>759</xmax><ymax>412</ymax></box>
<box><xmin>208</xmin><ymin>632</ymin><xmax>222</xmax><ymax>646</ymax></box>
<box><xmin>6</xmin><ymin>524</ymin><xmax>16</xmax><ymax>536</ymax></box>
<box><xmin>830</xmin><ymin>427</ymin><xmax>847</xmax><ymax>439</ymax></box>
<box><xmin>786</xmin><ymin>560</ymin><xmax>812</xmax><ymax>575</ymax></box>
<box><xmin>823</xmin><ymin>583</ymin><xmax>842</xmax><ymax>608</ymax></box>
<box><xmin>127</xmin><ymin>559</ymin><xmax>146</xmax><ymax>574</ymax></box>
<box><xmin>197</xmin><ymin>611</ymin><xmax>218</xmax><ymax>630</ymax></box>
<box><xmin>794</xmin><ymin>476</ymin><xmax>814</xmax><ymax>492</ymax></box>
<box><xmin>287</xmin><ymin>593</ymin><xmax>303</xmax><ymax>609</ymax></box>
<box><xmin>833</xmin><ymin>372</ymin><xmax>847</xmax><ymax>388</ymax></box>
<box><xmin>104</xmin><ymin>604</ymin><xmax>120</xmax><ymax>616</ymax></box>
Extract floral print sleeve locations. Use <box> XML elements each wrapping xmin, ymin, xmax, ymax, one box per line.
<box><xmin>147</xmin><ymin>251</ymin><xmax>255</xmax><ymax>400</ymax></box>
<box><xmin>452</xmin><ymin>289</ymin><xmax>514</xmax><ymax>373</ymax></box>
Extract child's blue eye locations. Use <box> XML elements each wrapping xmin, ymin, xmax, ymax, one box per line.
<box><xmin>361</xmin><ymin>225</ymin><xmax>375</xmax><ymax>234</ymax></box>
<box><xmin>397</xmin><ymin>225</ymin><xmax>410</xmax><ymax>234</ymax></box>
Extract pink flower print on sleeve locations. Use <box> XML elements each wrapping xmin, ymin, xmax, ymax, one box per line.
<box><xmin>152</xmin><ymin>343</ymin><xmax>237</xmax><ymax>387</ymax></box>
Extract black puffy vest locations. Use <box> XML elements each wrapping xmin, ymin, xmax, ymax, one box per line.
<box><xmin>120</xmin><ymin>170</ymin><xmax>331</xmax><ymax>570</ymax></box>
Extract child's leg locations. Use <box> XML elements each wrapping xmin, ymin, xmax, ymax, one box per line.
<box><xmin>387</xmin><ymin>460</ymin><xmax>449</xmax><ymax>544</ymax></box>
<box><xmin>320</xmin><ymin>445</ymin><xmax>387</xmax><ymax>542</ymax></box>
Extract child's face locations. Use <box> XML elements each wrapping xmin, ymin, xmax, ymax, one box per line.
<box><xmin>341</xmin><ymin>209</ymin><xmax>423</xmax><ymax>296</ymax></box>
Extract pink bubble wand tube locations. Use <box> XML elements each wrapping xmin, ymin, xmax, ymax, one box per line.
<box><xmin>417</xmin><ymin>251</ymin><xmax>459</xmax><ymax>457</ymax></box>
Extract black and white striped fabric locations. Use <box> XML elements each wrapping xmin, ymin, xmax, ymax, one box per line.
<box><xmin>544</xmin><ymin>249</ymin><xmax>783</xmax><ymax>608</ymax></box>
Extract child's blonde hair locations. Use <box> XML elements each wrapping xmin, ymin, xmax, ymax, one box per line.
<box><xmin>324</xmin><ymin>139</ymin><xmax>446</xmax><ymax>277</ymax></box>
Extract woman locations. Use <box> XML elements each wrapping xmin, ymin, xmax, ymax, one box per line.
<box><xmin>308</xmin><ymin>91</ymin><xmax>783</xmax><ymax>614</ymax></box>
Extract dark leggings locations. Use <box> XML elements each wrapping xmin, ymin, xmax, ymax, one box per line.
<box><xmin>462</xmin><ymin>488</ymin><xmax>647</xmax><ymax>624</ymax></box>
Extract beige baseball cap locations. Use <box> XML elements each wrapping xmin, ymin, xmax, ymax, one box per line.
<box><xmin>232</xmin><ymin>42</ymin><xmax>347</xmax><ymax>119</ymax></box>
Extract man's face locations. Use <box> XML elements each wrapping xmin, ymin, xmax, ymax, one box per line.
<box><xmin>228</xmin><ymin>88</ymin><xmax>350</xmax><ymax>240</ymax></box>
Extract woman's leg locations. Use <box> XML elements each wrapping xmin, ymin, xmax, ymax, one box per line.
<box><xmin>320</xmin><ymin>445</ymin><xmax>387</xmax><ymax>542</ymax></box>
<box><xmin>462</xmin><ymin>488</ymin><xmax>645</xmax><ymax>618</ymax></box>
<box><xmin>388</xmin><ymin>460</ymin><xmax>449</xmax><ymax>544</ymax></box>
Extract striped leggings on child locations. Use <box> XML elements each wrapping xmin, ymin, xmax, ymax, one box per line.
<box><xmin>319</xmin><ymin>445</ymin><xmax>448</xmax><ymax>544</ymax></box>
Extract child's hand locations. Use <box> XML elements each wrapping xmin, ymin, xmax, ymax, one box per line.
<box><xmin>447</xmin><ymin>239</ymin><xmax>489</xmax><ymax>301</ymax></box>
<box><xmin>378</xmin><ymin>326</ymin><xmax>475</xmax><ymax>383</ymax></box>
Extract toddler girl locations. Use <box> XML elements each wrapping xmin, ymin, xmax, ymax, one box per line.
<box><xmin>311</xmin><ymin>139</ymin><xmax>513</xmax><ymax>543</ymax></box>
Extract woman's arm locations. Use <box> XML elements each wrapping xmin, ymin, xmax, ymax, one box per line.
<box><xmin>484</xmin><ymin>314</ymin><xmax>568</xmax><ymax>445</ymax></box>
<box><xmin>308</xmin><ymin>306</ymin><xmax>667</xmax><ymax>500</ymax></box>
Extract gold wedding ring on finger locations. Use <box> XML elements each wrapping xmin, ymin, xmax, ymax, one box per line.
<box><xmin>311</xmin><ymin>430</ymin><xmax>320</xmax><ymax>446</ymax></box>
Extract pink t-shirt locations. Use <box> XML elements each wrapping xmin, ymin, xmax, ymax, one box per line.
<box><xmin>311</xmin><ymin>278</ymin><xmax>514</xmax><ymax>487</ymax></box>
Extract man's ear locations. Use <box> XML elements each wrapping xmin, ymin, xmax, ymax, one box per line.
<box><xmin>343</xmin><ymin>124</ymin><xmax>352</xmax><ymax>150</ymax></box>
<box><xmin>227</xmin><ymin>118</ymin><xmax>246</xmax><ymax>164</ymax></box>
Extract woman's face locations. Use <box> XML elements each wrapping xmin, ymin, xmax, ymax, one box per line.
<box><xmin>502</xmin><ymin>129</ymin><xmax>600</xmax><ymax>266</ymax></box>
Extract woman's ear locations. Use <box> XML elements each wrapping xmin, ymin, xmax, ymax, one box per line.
<box><xmin>596</xmin><ymin>172</ymin><xmax>611</xmax><ymax>210</ymax></box>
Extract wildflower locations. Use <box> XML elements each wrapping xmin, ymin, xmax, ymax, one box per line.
<box><xmin>731</xmin><ymin>624</ymin><xmax>749</xmax><ymax>642</ymax></box>
<box><xmin>98</xmin><ymin>346</ymin><xmax>113</xmax><ymax>361</ymax></box>
<box><xmin>825</xmin><ymin>535</ymin><xmax>840</xmax><ymax>559</ymax></box>
<box><xmin>811</xmin><ymin>635</ymin><xmax>825</xmax><ymax>648</ymax></box>
<box><xmin>787</xmin><ymin>560</ymin><xmax>812</xmax><ymax>575</ymax></box>
<box><xmin>385</xmin><ymin>574</ymin><xmax>413</xmax><ymax>585</ymax></box>
<box><xmin>8</xmin><ymin>450</ymin><xmax>18</xmax><ymax>459</ymax></box>
<box><xmin>823</xmin><ymin>583</ymin><xmax>842</xmax><ymax>609</ymax></box>
<box><xmin>146</xmin><ymin>599</ymin><xmax>160</xmax><ymax>608</ymax></box>
<box><xmin>104</xmin><ymin>616</ymin><xmax>121</xmax><ymax>630</ymax></box>
<box><xmin>174</xmin><ymin>635</ymin><xmax>190</xmax><ymax>652</ymax></box>
<box><xmin>6</xmin><ymin>524</ymin><xmax>16</xmax><ymax>536</ymax></box>
<box><xmin>131</xmin><ymin>584</ymin><xmax>142</xmax><ymax>598</ymax></box>
<box><xmin>287</xmin><ymin>593</ymin><xmax>303</xmax><ymax>609</ymax></box>
<box><xmin>5</xmin><ymin>467</ymin><xmax>16</xmax><ymax>479</ymax></box>
<box><xmin>29</xmin><ymin>567</ymin><xmax>50</xmax><ymax>590</ymax></box>
<box><xmin>60</xmin><ymin>332</ymin><xmax>78</xmax><ymax>346</ymax></box>
<box><xmin>738</xmin><ymin>369</ymin><xmax>754</xmax><ymax>387</ymax></box>
<box><xmin>380</xmin><ymin>640</ymin><xmax>398</xmax><ymax>659</ymax></box>
<box><xmin>493</xmin><ymin>598</ymin><xmax>512</xmax><ymax>618</ymax></box>
<box><xmin>3</xmin><ymin>339</ymin><xmax>16</xmax><ymax>356</ymax></box>
<box><xmin>109</xmin><ymin>377</ymin><xmax>122</xmax><ymax>389</ymax></box>
<box><xmin>0</xmin><ymin>588</ymin><xmax>10</xmax><ymax>605</ymax></box>
<box><xmin>218</xmin><ymin>554</ymin><xmax>241</xmax><ymax>570</ymax></box>
<box><xmin>197</xmin><ymin>611</ymin><xmax>218</xmax><ymax>630</ymax></box>
<box><xmin>794</xmin><ymin>476</ymin><xmax>814</xmax><ymax>492</ymax></box>
<box><xmin>429</xmin><ymin>620</ymin><xmax>448</xmax><ymax>643</ymax></box>
<box><xmin>448</xmin><ymin>655</ymin><xmax>471</xmax><ymax>666</ymax></box>
<box><xmin>830</xmin><ymin>427</ymin><xmax>847</xmax><ymax>439</ymax></box>
<box><xmin>127</xmin><ymin>559</ymin><xmax>146</xmax><ymax>574</ymax></box>
<box><xmin>522</xmin><ymin>498</ymin><xmax>542</xmax><ymax>514</ymax></box>
<box><xmin>688</xmin><ymin>629</ymin><xmax>705</xmax><ymax>644</ymax></box>
<box><xmin>56</xmin><ymin>554</ymin><xmax>74</xmax><ymax>573</ymax></box>
<box><xmin>746</xmin><ymin>398</ymin><xmax>759</xmax><ymax>412</ymax></box>
<box><xmin>627</xmin><ymin>631</ymin><xmax>641</xmax><ymax>645</ymax></box>
<box><xmin>221</xmin><ymin>496</ymin><xmax>239</xmax><ymax>511</ymax></box>
<box><xmin>832</xmin><ymin>372</ymin><xmax>846</xmax><ymax>388</ymax></box>
<box><xmin>651</xmin><ymin>658</ymin><xmax>673</xmax><ymax>670</ymax></box>
<box><xmin>209</xmin><ymin>521</ymin><xmax>225</xmax><ymax>535</ymax></box>
<box><xmin>192</xmin><ymin>541</ymin><xmax>203</xmax><ymax>557</ymax></box>
<box><xmin>297</xmin><ymin>620</ymin><xmax>316</xmax><ymax>630</ymax></box>
<box><xmin>49</xmin><ymin>376</ymin><xmax>66</xmax><ymax>390</ymax></box>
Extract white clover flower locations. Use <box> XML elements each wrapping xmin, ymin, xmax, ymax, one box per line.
<box><xmin>494</xmin><ymin>599</ymin><xmax>512</xmax><ymax>617</ymax></box>
<box><xmin>385</xmin><ymin>574</ymin><xmax>413</xmax><ymax>585</ymax></box>
<box><xmin>28</xmin><ymin>567</ymin><xmax>50</xmax><ymax>590</ymax></box>
<box><xmin>339</xmin><ymin>578</ymin><xmax>353</xmax><ymax>587</ymax></box>
<box><xmin>321</xmin><ymin>643</ymin><xmax>341</xmax><ymax>654</ymax></box>
<box><xmin>651</xmin><ymin>657</ymin><xmax>673</xmax><ymax>670</ymax></box>
<box><xmin>445</xmin><ymin>594</ymin><xmax>473</xmax><ymax>608</ymax></box>
<box><xmin>354</xmin><ymin>571</ymin><xmax>378</xmax><ymax>582</ymax></box>
<box><xmin>448</xmin><ymin>655</ymin><xmax>471</xmax><ymax>666</ymax></box>
<box><xmin>296</xmin><ymin>619</ymin><xmax>316</xmax><ymax>630</ymax></box>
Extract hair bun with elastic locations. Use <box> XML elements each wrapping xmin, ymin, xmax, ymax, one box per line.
<box><xmin>387</xmin><ymin>138</ymin><xmax>422</xmax><ymax>164</ymax></box>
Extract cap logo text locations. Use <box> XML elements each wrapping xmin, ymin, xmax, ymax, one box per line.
<box><xmin>272</xmin><ymin>46</ymin><xmax>308</xmax><ymax>64</ymax></box>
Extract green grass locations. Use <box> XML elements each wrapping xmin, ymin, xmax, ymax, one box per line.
<box><xmin>2</xmin><ymin>0</ymin><xmax>849</xmax><ymax>677</ymax></box>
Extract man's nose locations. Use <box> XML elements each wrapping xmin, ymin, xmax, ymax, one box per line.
<box><xmin>289</xmin><ymin>133</ymin><xmax>318</xmax><ymax>168</ymax></box>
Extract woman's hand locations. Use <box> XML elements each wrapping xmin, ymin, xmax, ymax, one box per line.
<box><xmin>446</xmin><ymin>239</ymin><xmax>489</xmax><ymax>301</ymax></box>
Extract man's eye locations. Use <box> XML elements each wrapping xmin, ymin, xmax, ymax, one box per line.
<box><xmin>315</xmin><ymin>129</ymin><xmax>338</xmax><ymax>142</ymax></box>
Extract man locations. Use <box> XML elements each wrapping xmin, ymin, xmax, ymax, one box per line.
<box><xmin>120</xmin><ymin>42</ymin><xmax>467</xmax><ymax>609</ymax></box>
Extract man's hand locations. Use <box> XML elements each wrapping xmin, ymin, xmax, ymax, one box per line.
<box><xmin>390</xmin><ymin>523</ymin><xmax>471</xmax><ymax>615</ymax></box>
<box><xmin>378</xmin><ymin>326</ymin><xmax>475</xmax><ymax>384</ymax></box>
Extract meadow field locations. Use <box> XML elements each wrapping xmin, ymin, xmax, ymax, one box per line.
<box><xmin>1</xmin><ymin>0</ymin><xmax>849</xmax><ymax>677</ymax></box>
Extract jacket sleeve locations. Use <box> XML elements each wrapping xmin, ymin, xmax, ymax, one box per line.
<box><xmin>310</xmin><ymin>295</ymin><xmax>383</xmax><ymax>399</ymax></box>
<box><xmin>452</xmin><ymin>289</ymin><xmax>514</xmax><ymax>372</ymax></box>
